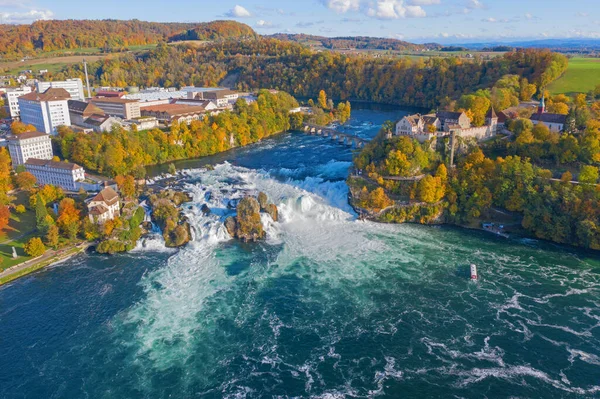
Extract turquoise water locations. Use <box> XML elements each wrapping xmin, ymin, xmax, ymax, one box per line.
<box><xmin>1</xmin><ymin>108</ymin><xmax>600</xmax><ymax>398</ymax></box>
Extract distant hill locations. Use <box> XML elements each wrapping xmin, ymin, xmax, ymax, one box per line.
<box><xmin>0</xmin><ymin>19</ymin><xmax>256</xmax><ymax>60</ymax></box>
<box><xmin>270</xmin><ymin>33</ymin><xmax>435</xmax><ymax>52</ymax></box>
<box><xmin>454</xmin><ymin>39</ymin><xmax>600</xmax><ymax>51</ymax></box>
<box><xmin>169</xmin><ymin>21</ymin><xmax>257</xmax><ymax>42</ymax></box>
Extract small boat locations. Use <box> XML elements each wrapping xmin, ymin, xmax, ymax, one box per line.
<box><xmin>470</xmin><ymin>264</ymin><xmax>478</xmax><ymax>280</ymax></box>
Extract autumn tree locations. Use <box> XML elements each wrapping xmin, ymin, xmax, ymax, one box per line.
<box><xmin>10</xmin><ymin>121</ymin><xmax>36</xmax><ymax>135</ymax></box>
<box><xmin>318</xmin><ymin>90</ymin><xmax>328</xmax><ymax>109</ymax></box>
<box><xmin>0</xmin><ymin>206</ymin><xmax>9</xmax><ymax>231</ymax></box>
<box><xmin>417</xmin><ymin>175</ymin><xmax>445</xmax><ymax>204</ymax></box>
<box><xmin>57</xmin><ymin>198</ymin><xmax>81</xmax><ymax>240</ymax></box>
<box><xmin>45</xmin><ymin>224</ymin><xmax>59</xmax><ymax>249</ymax></box>
<box><xmin>115</xmin><ymin>175</ymin><xmax>136</xmax><ymax>199</ymax></box>
<box><xmin>24</xmin><ymin>237</ymin><xmax>46</xmax><ymax>257</ymax></box>
<box><xmin>14</xmin><ymin>172</ymin><xmax>37</xmax><ymax>191</ymax></box>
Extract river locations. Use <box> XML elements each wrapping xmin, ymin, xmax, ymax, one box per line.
<box><xmin>1</xmin><ymin>107</ymin><xmax>600</xmax><ymax>398</ymax></box>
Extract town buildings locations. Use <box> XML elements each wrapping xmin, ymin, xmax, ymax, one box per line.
<box><xmin>140</xmin><ymin>104</ymin><xmax>212</xmax><ymax>125</ymax></box>
<box><xmin>90</xmin><ymin>97</ymin><xmax>141</xmax><ymax>119</ymax></box>
<box><xmin>37</xmin><ymin>78</ymin><xmax>85</xmax><ymax>101</ymax></box>
<box><xmin>529</xmin><ymin>97</ymin><xmax>566</xmax><ymax>132</ymax></box>
<box><xmin>395</xmin><ymin>107</ymin><xmax>498</xmax><ymax>143</ymax></box>
<box><xmin>5</xmin><ymin>86</ymin><xmax>32</xmax><ymax>119</ymax></box>
<box><xmin>24</xmin><ymin>158</ymin><xmax>85</xmax><ymax>191</ymax></box>
<box><xmin>18</xmin><ymin>88</ymin><xmax>71</xmax><ymax>134</ymax></box>
<box><xmin>88</xmin><ymin>187</ymin><xmax>120</xmax><ymax>223</ymax></box>
<box><xmin>7</xmin><ymin>131</ymin><xmax>53</xmax><ymax>167</ymax></box>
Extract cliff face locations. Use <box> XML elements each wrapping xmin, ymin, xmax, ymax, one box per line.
<box><xmin>347</xmin><ymin>177</ymin><xmax>445</xmax><ymax>225</ymax></box>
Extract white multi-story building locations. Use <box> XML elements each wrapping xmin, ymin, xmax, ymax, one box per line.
<box><xmin>88</xmin><ymin>187</ymin><xmax>121</xmax><ymax>223</ymax></box>
<box><xmin>37</xmin><ymin>78</ymin><xmax>85</xmax><ymax>101</ymax></box>
<box><xmin>24</xmin><ymin>158</ymin><xmax>85</xmax><ymax>191</ymax></box>
<box><xmin>7</xmin><ymin>131</ymin><xmax>53</xmax><ymax>167</ymax></box>
<box><xmin>18</xmin><ymin>88</ymin><xmax>71</xmax><ymax>134</ymax></box>
<box><xmin>5</xmin><ymin>86</ymin><xmax>33</xmax><ymax>119</ymax></box>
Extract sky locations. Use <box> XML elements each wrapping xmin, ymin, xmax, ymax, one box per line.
<box><xmin>1</xmin><ymin>0</ymin><xmax>600</xmax><ymax>44</ymax></box>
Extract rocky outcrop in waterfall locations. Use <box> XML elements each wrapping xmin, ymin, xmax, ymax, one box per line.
<box><xmin>225</xmin><ymin>192</ymin><xmax>279</xmax><ymax>242</ymax></box>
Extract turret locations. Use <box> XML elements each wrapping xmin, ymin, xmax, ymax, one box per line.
<box><xmin>485</xmin><ymin>106</ymin><xmax>498</xmax><ymax>134</ymax></box>
<box><xmin>538</xmin><ymin>95</ymin><xmax>545</xmax><ymax>114</ymax></box>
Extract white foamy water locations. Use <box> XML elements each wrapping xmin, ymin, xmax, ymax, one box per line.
<box><xmin>113</xmin><ymin>162</ymin><xmax>600</xmax><ymax>397</ymax></box>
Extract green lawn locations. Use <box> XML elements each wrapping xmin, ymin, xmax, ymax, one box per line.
<box><xmin>6</xmin><ymin>62</ymin><xmax>69</xmax><ymax>75</ymax></box>
<box><xmin>548</xmin><ymin>57</ymin><xmax>600</xmax><ymax>95</ymax></box>
<box><xmin>0</xmin><ymin>192</ymin><xmax>38</xmax><ymax>271</ymax></box>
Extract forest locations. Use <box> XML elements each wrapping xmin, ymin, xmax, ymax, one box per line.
<box><xmin>351</xmin><ymin>92</ymin><xmax>600</xmax><ymax>250</ymax></box>
<box><xmin>269</xmin><ymin>34</ymin><xmax>429</xmax><ymax>51</ymax></box>
<box><xmin>0</xmin><ymin>20</ymin><xmax>255</xmax><ymax>59</ymax></box>
<box><xmin>53</xmin><ymin>90</ymin><xmax>298</xmax><ymax>177</ymax></box>
<box><xmin>55</xmin><ymin>38</ymin><xmax>567</xmax><ymax>109</ymax></box>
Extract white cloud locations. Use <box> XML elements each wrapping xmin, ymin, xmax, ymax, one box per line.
<box><xmin>226</xmin><ymin>5</ymin><xmax>252</xmax><ymax>18</ymax></box>
<box><xmin>256</xmin><ymin>20</ymin><xmax>272</xmax><ymax>27</ymax></box>
<box><xmin>408</xmin><ymin>0</ymin><xmax>440</xmax><ymax>4</ymax></box>
<box><xmin>367</xmin><ymin>0</ymin><xmax>426</xmax><ymax>19</ymax></box>
<box><xmin>0</xmin><ymin>9</ymin><xmax>54</xmax><ymax>23</ymax></box>
<box><xmin>320</xmin><ymin>0</ymin><xmax>361</xmax><ymax>13</ymax></box>
<box><xmin>525</xmin><ymin>13</ymin><xmax>533</xmax><ymax>20</ymax></box>
<box><xmin>466</xmin><ymin>0</ymin><xmax>484</xmax><ymax>9</ymax></box>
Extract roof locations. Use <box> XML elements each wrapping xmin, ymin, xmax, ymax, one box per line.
<box><xmin>530</xmin><ymin>112</ymin><xmax>567</xmax><ymax>124</ymax></box>
<box><xmin>88</xmin><ymin>204</ymin><xmax>109</xmax><ymax>215</ymax></box>
<box><xmin>6</xmin><ymin>131</ymin><xmax>49</xmax><ymax>141</ymax></box>
<box><xmin>91</xmin><ymin>186</ymin><xmax>119</xmax><ymax>206</ymax></box>
<box><xmin>437</xmin><ymin>111</ymin><xmax>466</xmax><ymax>121</ymax></box>
<box><xmin>19</xmin><ymin>87</ymin><xmax>70</xmax><ymax>102</ymax></box>
<box><xmin>91</xmin><ymin>97</ymin><xmax>139</xmax><ymax>104</ymax></box>
<box><xmin>172</xmin><ymin>99</ymin><xmax>213</xmax><ymax>107</ymax></box>
<box><xmin>25</xmin><ymin>158</ymin><xmax>83</xmax><ymax>171</ymax></box>
<box><xmin>403</xmin><ymin>114</ymin><xmax>421</xmax><ymax>126</ymax></box>
<box><xmin>422</xmin><ymin>115</ymin><xmax>439</xmax><ymax>125</ymax></box>
<box><xmin>83</xmin><ymin>114</ymin><xmax>112</xmax><ymax>126</ymax></box>
<box><xmin>141</xmin><ymin>104</ymin><xmax>209</xmax><ymax>117</ymax></box>
<box><xmin>202</xmin><ymin>89</ymin><xmax>237</xmax><ymax>99</ymax></box>
<box><xmin>486</xmin><ymin>106</ymin><xmax>497</xmax><ymax>119</ymax></box>
<box><xmin>68</xmin><ymin>100</ymin><xmax>105</xmax><ymax>116</ymax></box>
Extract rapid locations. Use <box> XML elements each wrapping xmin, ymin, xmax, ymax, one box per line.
<box><xmin>1</xmin><ymin>107</ymin><xmax>600</xmax><ymax>398</ymax></box>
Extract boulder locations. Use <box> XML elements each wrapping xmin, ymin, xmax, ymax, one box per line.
<box><xmin>265</xmin><ymin>203</ymin><xmax>278</xmax><ymax>222</ymax></box>
<box><xmin>224</xmin><ymin>216</ymin><xmax>238</xmax><ymax>237</ymax></box>
<box><xmin>257</xmin><ymin>191</ymin><xmax>269</xmax><ymax>211</ymax></box>
<box><xmin>235</xmin><ymin>197</ymin><xmax>265</xmax><ymax>242</ymax></box>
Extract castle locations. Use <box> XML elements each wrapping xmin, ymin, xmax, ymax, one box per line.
<box><xmin>395</xmin><ymin>107</ymin><xmax>498</xmax><ymax>143</ymax></box>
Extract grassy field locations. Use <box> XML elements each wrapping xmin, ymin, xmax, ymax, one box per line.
<box><xmin>548</xmin><ymin>57</ymin><xmax>600</xmax><ymax>95</ymax></box>
<box><xmin>0</xmin><ymin>44</ymin><xmax>157</xmax><ymax>75</ymax></box>
<box><xmin>0</xmin><ymin>192</ymin><xmax>38</xmax><ymax>270</ymax></box>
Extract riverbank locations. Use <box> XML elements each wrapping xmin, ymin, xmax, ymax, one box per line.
<box><xmin>0</xmin><ymin>242</ymin><xmax>91</xmax><ymax>286</ymax></box>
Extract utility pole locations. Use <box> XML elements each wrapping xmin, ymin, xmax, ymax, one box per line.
<box><xmin>83</xmin><ymin>58</ymin><xmax>92</xmax><ymax>99</ymax></box>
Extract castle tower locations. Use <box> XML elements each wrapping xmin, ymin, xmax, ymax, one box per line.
<box><xmin>485</xmin><ymin>106</ymin><xmax>498</xmax><ymax>135</ymax></box>
<box><xmin>538</xmin><ymin>95</ymin><xmax>545</xmax><ymax>114</ymax></box>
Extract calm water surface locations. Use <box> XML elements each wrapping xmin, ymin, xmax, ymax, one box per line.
<box><xmin>1</xmin><ymin>106</ymin><xmax>600</xmax><ymax>398</ymax></box>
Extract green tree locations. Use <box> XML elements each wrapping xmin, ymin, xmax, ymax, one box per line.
<box><xmin>579</xmin><ymin>165</ymin><xmax>599</xmax><ymax>184</ymax></box>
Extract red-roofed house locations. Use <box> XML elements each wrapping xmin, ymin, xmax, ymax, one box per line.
<box><xmin>88</xmin><ymin>187</ymin><xmax>121</xmax><ymax>223</ymax></box>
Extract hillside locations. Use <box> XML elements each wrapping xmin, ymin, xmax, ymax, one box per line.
<box><xmin>169</xmin><ymin>20</ymin><xmax>257</xmax><ymax>42</ymax></box>
<box><xmin>270</xmin><ymin>33</ymin><xmax>433</xmax><ymax>52</ymax></box>
<box><xmin>0</xmin><ymin>19</ymin><xmax>255</xmax><ymax>60</ymax></box>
